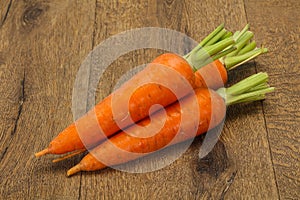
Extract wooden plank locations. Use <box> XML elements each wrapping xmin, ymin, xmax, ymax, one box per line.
<box><xmin>0</xmin><ymin>0</ymin><xmax>24</xmax><ymax>173</ymax></box>
<box><xmin>244</xmin><ymin>0</ymin><xmax>300</xmax><ymax>199</ymax></box>
<box><xmin>81</xmin><ymin>0</ymin><xmax>207</xmax><ymax>199</ymax></box>
<box><xmin>0</xmin><ymin>1</ymin><xmax>95</xmax><ymax>199</ymax></box>
<box><xmin>77</xmin><ymin>0</ymin><xmax>278</xmax><ymax>199</ymax></box>
<box><xmin>2</xmin><ymin>0</ymin><xmax>293</xmax><ymax>199</ymax></box>
<box><xmin>185</xmin><ymin>0</ymin><xmax>280</xmax><ymax>197</ymax></box>
<box><xmin>0</xmin><ymin>0</ymin><xmax>12</xmax><ymax>28</ymax></box>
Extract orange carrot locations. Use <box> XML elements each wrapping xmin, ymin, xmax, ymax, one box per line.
<box><xmin>35</xmin><ymin>24</ymin><xmax>265</xmax><ymax>158</ymax></box>
<box><xmin>35</xmin><ymin>58</ymin><xmax>226</xmax><ymax>157</ymax></box>
<box><xmin>194</xmin><ymin>45</ymin><xmax>268</xmax><ymax>90</ymax></box>
<box><xmin>67</xmin><ymin>73</ymin><xmax>274</xmax><ymax>176</ymax></box>
<box><xmin>35</xmin><ymin>53</ymin><xmax>199</xmax><ymax>156</ymax></box>
<box><xmin>194</xmin><ymin>60</ymin><xmax>227</xmax><ymax>90</ymax></box>
<box><xmin>35</xmin><ymin>37</ymin><xmax>235</xmax><ymax>157</ymax></box>
<box><xmin>67</xmin><ymin>88</ymin><xmax>225</xmax><ymax>175</ymax></box>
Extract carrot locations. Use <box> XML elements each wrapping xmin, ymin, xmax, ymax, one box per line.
<box><xmin>35</xmin><ymin>24</ymin><xmax>266</xmax><ymax>158</ymax></box>
<box><xmin>35</xmin><ymin>53</ymin><xmax>194</xmax><ymax>156</ymax></box>
<box><xmin>35</xmin><ymin>26</ymin><xmax>235</xmax><ymax>157</ymax></box>
<box><xmin>67</xmin><ymin>73</ymin><xmax>274</xmax><ymax>176</ymax></box>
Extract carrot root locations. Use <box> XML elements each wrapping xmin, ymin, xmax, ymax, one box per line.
<box><xmin>35</xmin><ymin>148</ymin><xmax>50</xmax><ymax>157</ymax></box>
<box><xmin>67</xmin><ymin>164</ymin><xmax>82</xmax><ymax>176</ymax></box>
<box><xmin>52</xmin><ymin>149</ymin><xmax>86</xmax><ymax>163</ymax></box>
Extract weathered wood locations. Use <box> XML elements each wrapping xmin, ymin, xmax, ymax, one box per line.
<box><xmin>0</xmin><ymin>0</ymin><xmax>12</xmax><ymax>28</ymax></box>
<box><xmin>244</xmin><ymin>0</ymin><xmax>300</xmax><ymax>199</ymax></box>
<box><xmin>0</xmin><ymin>0</ymin><xmax>95</xmax><ymax>199</ymax></box>
<box><xmin>1</xmin><ymin>0</ymin><xmax>298</xmax><ymax>199</ymax></box>
<box><xmin>79</xmin><ymin>0</ymin><xmax>278</xmax><ymax>199</ymax></box>
<box><xmin>192</xmin><ymin>1</ymin><xmax>278</xmax><ymax>199</ymax></box>
<box><xmin>0</xmin><ymin>0</ymin><xmax>24</xmax><ymax>174</ymax></box>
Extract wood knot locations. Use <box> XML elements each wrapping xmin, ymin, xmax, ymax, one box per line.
<box><xmin>21</xmin><ymin>4</ymin><xmax>48</xmax><ymax>31</ymax></box>
<box><xmin>165</xmin><ymin>0</ymin><xmax>175</xmax><ymax>5</ymax></box>
<box><xmin>23</xmin><ymin>7</ymin><xmax>43</xmax><ymax>23</ymax></box>
<box><xmin>197</xmin><ymin>141</ymin><xmax>229</xmax><ymax>178</ymax></box>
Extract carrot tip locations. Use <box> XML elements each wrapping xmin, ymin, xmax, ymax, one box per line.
<box><xmin>35</xmin><ymin>148</ymin><xmax>50</xmax><ymax>157</ymax></box>
<box><xmin>67</xmin><ymin>164</ymin><xmax>82</xmax><ymax>177</ymax></box>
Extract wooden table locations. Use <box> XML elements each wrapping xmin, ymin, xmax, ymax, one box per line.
<box><xmin>0</xmin><ymin>0</ymin><xmax>299</xmax><ymax>199</ymax></box>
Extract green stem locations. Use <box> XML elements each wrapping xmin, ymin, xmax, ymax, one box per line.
<box><xmin>205</xmin><ymin>29</ymin><xmax>227</xmax><ymax>46</ymax></box>
<box><xmin>234</xmin><ymin>24</ymin><xmax>249</xmax><ymax>41</ymax></box>
<box><xmin>246</xmin><ymin>82</ymin><xmax>270</xmax><ymax>92</ymax></box>
<box><xmin>212</xmin><ymin>46</ymin><xmax>237</xmax><ymax>62</ymax></box>
<box><xmin>225</xmin><ymin>87</ymin><xmax>275</xmax><ymax>106</ymax></box>
<box><xmin>222</xmin><ymin>24</ymin><xmax>249</xmax><ymax>53</ymax></box>
<box><xmin>216</xmin><ymin>73</ymin><xmax>275</xmax><ymax>106</ymax></box>
<box><xmin>220</xmin><ymin>31</ymin><xmax>233</xmax><ymax>40</ymax></box>
<box><xmin>238</xmin><ymin>41</ymin><xmax>256</xmax><ymax>55</ymax></box>
<box><xmin>227</xmin><ymin>31</ymin><xmax>254</xmax><ymax>56</ymax></box>
<box><xmin>236</xmin><ymin>31</ymin><xmax>253</xmax><ymax>43</ymax></box>
<box><xmin>232</xmin><ymin>31</ymin><xmax>240</xmax><ymax>40</ymax></box>
<box><xmin>184</xmin><ymin>24</ymin><xmax>225</xmax><ymax>59</ymax></box>
<box><xmin>186</xmin><ymin>37</ymin><xmax>235</xmax><ymax>71</ymax></box>
<box><xmin>226</xmin><ymin>72</ymin><xmax>268</xmax><ymax>95</ymax></box>
<box><xmin>203</xmin><ymin>37</ymin><xmax>235</xmax><ymax>56</ymax></box>
<box><xmin>224</xmin><ymin>47</ymin><xmax>268</xmax><ymax>70</ymax></box>
<box><xmin>199</xmin><ymin>23</ymin><xmax>224</xmax><ymax>47</ymax></box>
<box><xmin>194</xmin><ymin>46</ymin><xmax>237</xmax><ymax>71</ymax></box>
<box><xmin>183</xmin><ymin>23</ymin><xmax>266</xmax><ymax>74</ymax></box>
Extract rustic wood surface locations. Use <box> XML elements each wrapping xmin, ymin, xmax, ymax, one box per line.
<box><xmin>0</xmin><ymin>0</ymin><xmax>299</xmax><ymax>199</ymax></box>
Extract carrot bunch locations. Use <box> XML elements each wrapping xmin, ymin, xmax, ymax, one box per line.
<box><xmin>67</xmin><ymin>73</ymin><xmax>274</xmax><ymax>176</ymax></box>
<box><xmin>35</xmin><ymin>24</ymin><xmax>273</xmax><ymax>176</ymax></box>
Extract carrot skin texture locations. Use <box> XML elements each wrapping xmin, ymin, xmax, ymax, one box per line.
<box><xmin>194</xmin><ymin>60</ymin><xmax>228</xmax><ymax>90</ymax></box>
<box><xmin>44</xmin><ymin>53</ymin><xmax>196</xmax><ymax>155</ymax></box>
<box><xmin>69</xmin><ymin>88</ymin><xmax>226</xmax><ymax>174</ymax></box>
<box><xmin>36</xmin><ymin>54</ymin><xmax>227</xmax><ymax>156</ymax></box>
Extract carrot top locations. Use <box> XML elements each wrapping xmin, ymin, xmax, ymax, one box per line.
<box><xmin>184</xmin><ymin>24</ymin><xmax>268</xmax><ymax>72</ymax></box>
<box><xmin>216</xmin><ymin>72</ymin><xmax>275</xmax><ymax>106</ymax></box>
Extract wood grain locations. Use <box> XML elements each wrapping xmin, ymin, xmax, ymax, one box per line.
<box><xmin>80</xmin><ymin>0</ymin><xmax>278</xmax><ymax>199</ymax></box>
<box><xmin>244</xmin><ymin>0</ymin><xmax>300</xmax><ymax>199</ymax></box>
<box><xmin>0</xmin><ymin>0</ymin><xmax>12</xmax><ymax>28</ymax></box>
<box><xmin>0</xmin><ymin>0</ymin><xmax>23</xmax><ymax>174</ymax></box>
<box><xmin>0</xmin><ymin>0</ymin><xmax>95</xmax><ymax>199</ymax></box>
<box><xmin>0</xmin><ymin>0</ymin><xmax>299</xmax><ymax>199</ymax></box>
